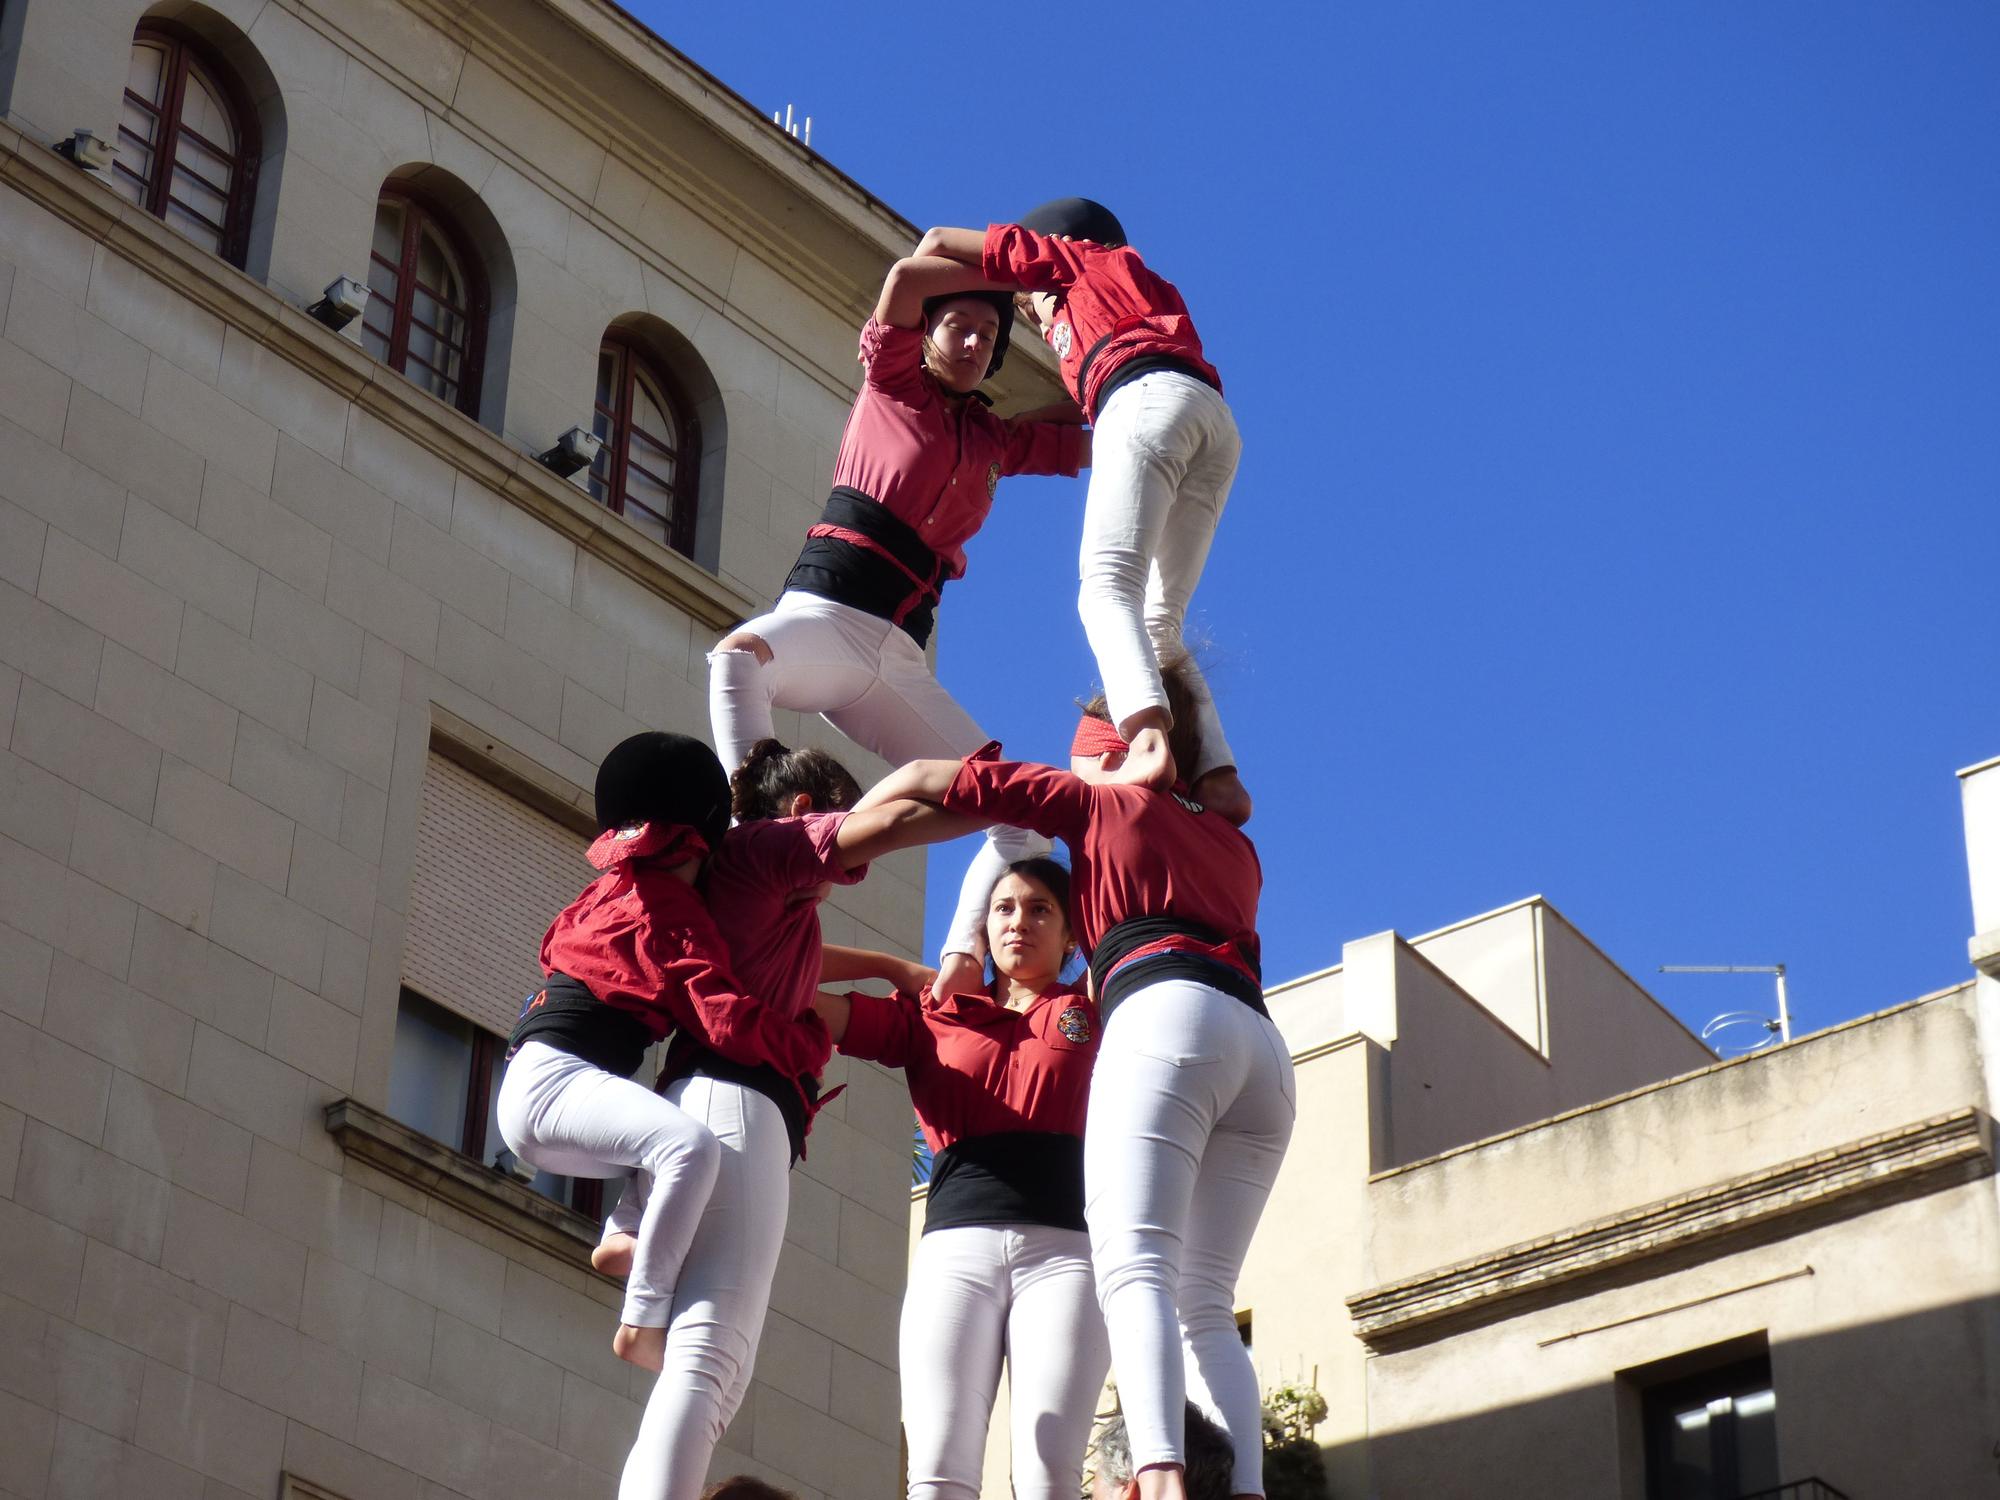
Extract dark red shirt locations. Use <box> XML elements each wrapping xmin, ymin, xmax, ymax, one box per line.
<box><xmin>829</xmin><ymin>319</ymin><xmax>1085</xmax><ymax>578</ymax></box>
<box><xmin>981</xmin><ymin>224</ymin><xmax>1222</xmax><ymax>421</ymax></box>
<box><xmin>937</xmin><ymin>751</ymin><xmax>1261</xmax><ymax>962</ymax></box>
<box><xmin>702</xmin><ymin>812</ymin><xmax>864</xmax><ymax>1021</ymax></box>
<box><xmin>838</xmin><ymin>984</ymin><xmax>1099</xmax><ymax>1156</ymax></box>
<box><xmin>540</xmin><ymin>821</ymin><xmax>830</xmax><ymax>1081</ymax></box>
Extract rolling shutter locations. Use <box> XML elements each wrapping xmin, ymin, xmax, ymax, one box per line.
<box><xmin>402</xmin><ymin>751</ymin><xmax>591</xmax><ymax>1038</ymax></box>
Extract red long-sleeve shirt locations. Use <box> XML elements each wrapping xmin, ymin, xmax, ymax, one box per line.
<box><xmin>936</xmin><ymin>752</ymin><xmax>1261</xmax><ymax>966</ymax></box>
<box><xmin>539</xmin><ymin>821</ymin><xmax>830</xmax><ymax>1081</ymax></box>
<box><xmin>701</xmin><ymin>811</ymin><xmax>865</xmax><ymax>1019</ymax></box>
<box><xmin>828</xmin><ymin>319</ymin><xmax>1085</xmax><ymax>579</ymax></box>
<box><xmin>839</xmin><ymin>983</ymin><xmax>1098</xmax><ymax>1157</ymax></box>
<box><xmin>982</xmin><ymin>224</ymin><xmax>1222</xmax><ymax>422</ymax></box>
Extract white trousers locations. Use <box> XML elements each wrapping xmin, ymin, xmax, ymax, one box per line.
<box><xmin>1084</xmin><ymin>981</ymin><xmax>1295</xmax><ymax>1497</ymax></box>
<box><xmin>1078</xmin><ymin>371</ymin><xmax>1242</xmax><ymax>779</ymax></box>
<box><xmin>707</xmin><ymin>589</ymin><xmax>1047</xmax><ymax>956</ymax></box>
<box><xmin>615</xmin><ymin>1076</ymin><xmax>792</xmax><ymax>1500</ymax></box>
<box><xmin>495</xmin><ymin>1041</ymin><xmax>722</xmax><ymax>1329</ymax></box>
<box><xmin>900</xmin><ymin>1223</ymin><xmax>1111</xmax><ymax>1500</ymax></box>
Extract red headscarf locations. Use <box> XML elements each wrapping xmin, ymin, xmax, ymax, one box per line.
<box><xmin>1069</xmin><ymin>714</ymin><xmax>1129</xmax><ymax>759</ymax></box>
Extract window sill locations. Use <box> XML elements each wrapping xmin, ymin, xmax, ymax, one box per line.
<box><xmin>324</xmin><ymin>1097</ymin><xmax>600</xmax><ymax>1268</ymax></box>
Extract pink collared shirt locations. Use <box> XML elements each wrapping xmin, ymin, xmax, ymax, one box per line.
<box><xmin>828</xmin><ymin>319</ymin><xmax>1085</xmax><ymax>579</ymax></box>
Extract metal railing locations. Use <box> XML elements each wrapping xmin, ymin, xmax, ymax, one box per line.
<box><xmin>1735</xmin><ymin>1479</ymin><xmax>1852</xmax><ymax>1500</ymax></box>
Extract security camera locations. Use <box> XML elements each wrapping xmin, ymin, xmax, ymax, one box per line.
<box><xmin>53</xmin><ymin>130</ymin><xmax>115</xmax><ymax>172</ymax></box>
<box><xmin>306</xmin><ymin>276</ymin><xmax>371</xmax><ymax>332</ymax></box>
<box><xmin>537</xmin><ymin>426</ymin><xmax>603</xmax><ymax>480</ymax></box>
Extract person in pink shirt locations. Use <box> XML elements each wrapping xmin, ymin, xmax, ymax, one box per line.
<box><xmin>594</xmin><ymin>739</ymin><xmax>965</xmax><ymax>1500</ymax></box>
<box><xmin>707</xmin><ymin>251</ymin><xmax>1089</xmax><ymax>981</ymax></box>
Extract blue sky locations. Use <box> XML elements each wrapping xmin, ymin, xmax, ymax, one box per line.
<box><xmin>630</xmin><ymin>2</ymin><xmax>2000</xmax><ymax>1042</ymax></box>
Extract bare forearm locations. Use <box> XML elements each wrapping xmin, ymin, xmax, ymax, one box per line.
<box><xmin>820</xmin><ymin>944</ymin><xmax>932</xmax><ymax>994</ymax></box>
<box><xmin>877</xmin><ymin>256</ymin><xmax>1011</xmax><ymax>328</ymax></box>
<box><xmin>852</xmin><ymin>759</ymin><xmax>966</xmax><ymax>813</ymax></box>
<box><xmin>915</xmin><ymin>225</ymin><xmax>988</xmax><ymax>265</ymax></box>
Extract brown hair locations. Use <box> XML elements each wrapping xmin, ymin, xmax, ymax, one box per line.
<box><xmin>698</xmin><ymin>1479</ymin><xmax>798</xmax><ymax>1500</ymax></box>
<box><xmin>730</xmin><ymin>739</ymin><xmax>864</xmax><ymax>822</ymax></box>
<box><xmin>1078</xmin><ymin>651</ymin><xmax>1205</xmax><ymax>781</ymax></box>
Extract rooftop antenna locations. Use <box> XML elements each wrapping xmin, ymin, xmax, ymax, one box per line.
<box><xmin>771</xmin><ymin>104</ymin><xmax>812</xmax><ymax>147</ymax></box>
<box><xmin>1660</xmin><ymin>964</ymin><xmax>1792</xmax><ymax>1056</ymax></box>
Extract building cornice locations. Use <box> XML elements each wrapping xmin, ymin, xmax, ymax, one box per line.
<box><xmin>1347</xmin><ymin>1106</ymin><xmax>1992</xmax><ymax>1349</ymax></box>
<box><xmin>1</xmin><ymin>125</ymin><xmax>760</xmax><ymax>631</ymax></box>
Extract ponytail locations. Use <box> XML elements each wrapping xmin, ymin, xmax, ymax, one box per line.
<box><xmin>730</xmin><ymin>739</ymin><xmax>864</xmax><ymax>822</ymax></box>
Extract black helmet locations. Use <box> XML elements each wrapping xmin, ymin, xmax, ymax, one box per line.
<box><xmin>594</xmin><ymin>732</ymin><xmax>730</xmax><ymax>850</ymax></box>
<box><xmin>1019</xmin><ymin>197</ymin><xmax>1126</xmax><ymax>249</ymax></box>
<box><xmin>922</xmin><ymin>289</ymin><xmax>1014</xmax><ymax>379</ymax></box>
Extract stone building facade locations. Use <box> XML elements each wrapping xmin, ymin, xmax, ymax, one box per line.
<box><xmin>0</xmin><ymin>3</ymin><xmax>1063</xmax><ymax>1498</ymax></box>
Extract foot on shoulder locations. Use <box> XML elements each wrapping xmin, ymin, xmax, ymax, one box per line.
<box><xmin>1191</xmin><ymin>767</ymin><xmax>1252</xmax><ymax>827</ymax></box>
<box><xmin>591</xmin><ymin>1233</ymin><xmax>636</xmax><ymax>1278</ymax></box>
<box><xmin>613</xmin><ymin>1322</ymin><xmax>667</xmax><ymax>1371</ymax></box>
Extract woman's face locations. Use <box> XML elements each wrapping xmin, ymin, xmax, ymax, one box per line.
<box><xmin>925</xmin><ymin>298</ymin><xmax>1001</xmax><ymax>393</ymax></box>
<box><xmin>986</xmin><ymin>871</ymin><xmax>1068</xmax><ymax>985</ymax></box>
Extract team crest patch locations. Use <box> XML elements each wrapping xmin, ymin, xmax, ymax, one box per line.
<box><xmin>1050</xmin><ymin>322</ymin><xmax>1074</xmax><ymax>359</ymax></box>
<box><xmin>1056</xmin><ymin>1005</ymin><xmax>1092</xmax><ymax>1044</ymax></box>
<box><xmin>986</xmin><ymin>461</ymin><xmax>1001</xmax><ymax>499</ymax></box>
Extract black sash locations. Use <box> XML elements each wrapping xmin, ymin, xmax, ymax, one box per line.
<box><xmin>507</xmin><ymin>973</ymin><xmax>652</xmax><ymax>1078</ymax></box>
<box><xmin>924</xmin><ymin>1131</ymin><xmax>1086</xmax><ymax>1233</ymax></box>
<box><xmin>1090</xmin><ymin>915</ymin><xmax>1267</xmax><ymax>1022</ymax></box>
<box><xmin>782</xmin><ymin>488</ymin><xmax>948</xmax><ymax>647</ymax></box>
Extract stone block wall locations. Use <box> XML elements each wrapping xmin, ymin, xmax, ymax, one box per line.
<box><xmin>0</xmin><ymin>2</ymin><xmax>1062</xmax><ymax>1495</ymax></box>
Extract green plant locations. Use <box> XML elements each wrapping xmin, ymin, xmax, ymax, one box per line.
<box><xmin>1261</xmin><ymin>1379</ymin><xmax>1330</xmax><ymax>1500</ymax></box>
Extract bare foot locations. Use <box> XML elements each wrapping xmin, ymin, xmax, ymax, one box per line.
<box><xmin>1191</xmin><ymin>767</ymin><xmax>1252</xmax><ymax>826</ymax></box>
<box><xmin>591</xmin><ymin>1233</ymin><xmax>635</xmax><ymax>1278</ymax></box>
<box><xmin>613</xmin><ymin>1322</ymin><xmax>666</xmax><ymax>1371</ymax></box>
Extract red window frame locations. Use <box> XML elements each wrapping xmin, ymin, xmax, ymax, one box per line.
<box><xmin>364</xmin><ymin>187</ymin><xmax>489</xmax><ymax>419</ymax></box>
<box><xmin>589</xmin><ymin>333</ymin><xmax>702</xmax><ymax>559</ymax></box>
<box><xmin>115</xmin><ymin>23</ymin><xmax>259</xmax><ymax>268</ymax></box>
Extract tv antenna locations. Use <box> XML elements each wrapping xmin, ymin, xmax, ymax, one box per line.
<box><xmin>1659</xmin><ymin>964</ymin><xmax>1792</xmax><ymax>1055</ymax></box>
<box><xmin>772</xmin><ymin>104</ymin><xmax>812</xmax><ymax>147</ymax></box>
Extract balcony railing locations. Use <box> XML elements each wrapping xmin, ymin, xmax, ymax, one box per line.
<box><xmin>1736</xmin><ymin>1480</ymin><xmax>1852</xmax><ymax>1500</ymax></box>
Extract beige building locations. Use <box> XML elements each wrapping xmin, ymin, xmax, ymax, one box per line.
<box><xmin>0</xmin><ymin>3</ymin><xmax>1064</xmax><ymax>1498</ymax></box>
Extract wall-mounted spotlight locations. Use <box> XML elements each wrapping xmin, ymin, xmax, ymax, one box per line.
<box><xmin>537</xmin><ymin>426</ymin><xmax>602</xmax><ymax>480</ymax></box>
<box><xmin>306</xmin><ymin>276</ymin><xmax>371</xmax><ymax>332</ymax></box>
<box><xmin>53</xmin><ymin>130</ymin><xmax>115</xmax><ymax>172</ymax></box>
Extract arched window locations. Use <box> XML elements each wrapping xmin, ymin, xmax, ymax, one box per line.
<box><xmin>588</xmin><ymin>334</ymin><xmax>702</xmax><ymax>557</ymax></box>
<box><xmin>113</xmin><ymin>24</ymin><xmax>258</xmax><ymax>266</ymax></box>
<box><xmin>362</xmin><ymin>188</ymin><xmax>487</xmax><ymax>417</ymax></box>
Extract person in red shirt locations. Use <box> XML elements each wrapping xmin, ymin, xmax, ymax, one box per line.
<box><xmin>853</xmin><ymin>663</ymin><xmax>1295</xmax><ymax>1500</ymax></box>
<box><xmin>812</xmin><ymin>857</ymin><xmax>1110</xmax><ymax>1500</ymax></box>
<box><xmin>501</xmin><ymin>732</ymin><xmax>973</xmax><ymax>1500</ymax></box>
<box><xmin>706</xmin><ymin>248</ymin><xmax>1089</xmax><ymax>982</ymax></box>
<box><xmin>915</xmin><ymin>200</ymin><xmax>1253</xmax><ymax>829</ymax></box>
<box><xmin>582</xmin><ymin>738</ymin><xmax>968</xmax><ymax>1500</ymax></box>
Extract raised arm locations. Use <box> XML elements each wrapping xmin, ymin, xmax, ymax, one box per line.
<box><xmin>914</xmin><ymin>226</ymin><xmax>989</xmax><ymax>266</ymax></box>
<box><xmin>876</xmin><ymin>254</ymin><xmax>1014</xmax><ymax>330</ymax></box>
<box><xmin>851</xmin><ymin>759</ymin><xmax>969</xmax><ymax>814</ymax></box>
<box><xmin>832</xmin><ymin>795</ymin><xmax>989</xmax><ymax>865</ymax></box>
